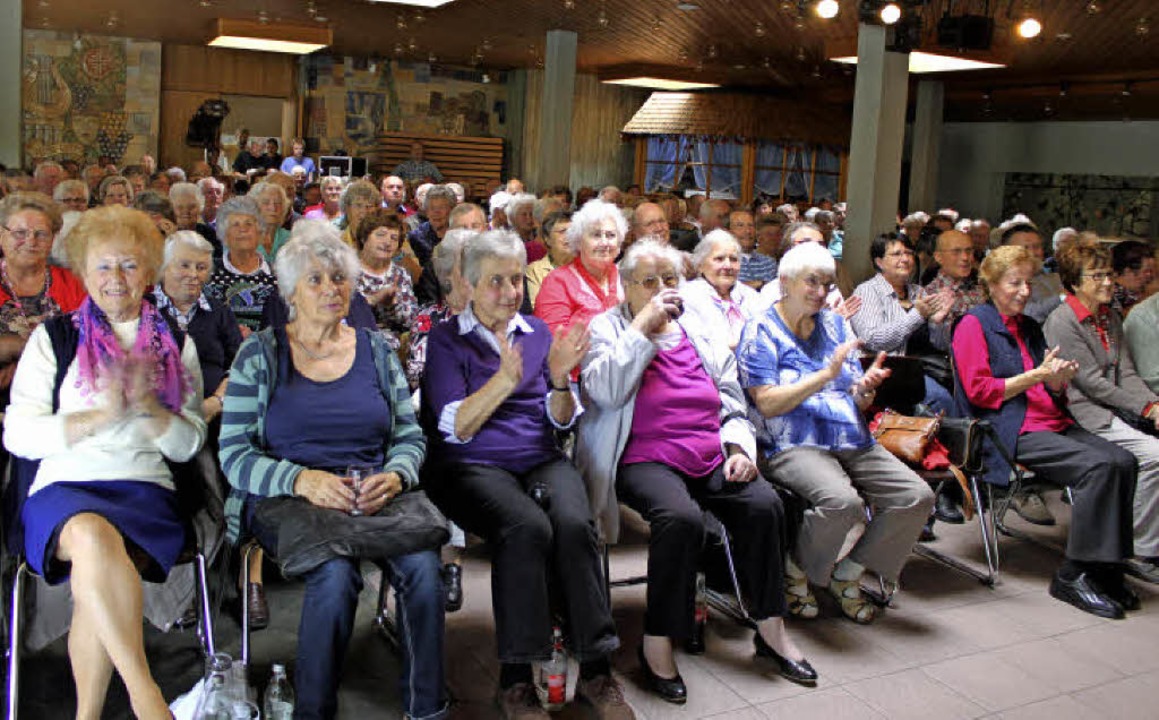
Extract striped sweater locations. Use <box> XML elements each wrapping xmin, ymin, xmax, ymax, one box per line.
<box><xmin>218</xmin><ymin>326</ymin><xmax>425</xmax><ymax>544</ymax></box>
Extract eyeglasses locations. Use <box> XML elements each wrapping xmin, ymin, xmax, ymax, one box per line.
<box><xmin>587</xmin><ymin>230</ymin><xmax>620</xmax><ymax>242</ymax></box>
<box><xmin>632</xmin><ymin>273</ymin><xmax>681</xmax><ymax>290</ymax></box>
<box><xmin>885</xmin><ymin>249</ymin><xmax>915</xmax><ymax>259</ymax></box>
<box><xmin>802</xmin><ymin>275</ymin><xmax>836</xmax><ymax>293</ymax></box>
<box><xmin>4</xmin><ymin>226</ymin><xmax>52</xmax><ymax>242</ymax></box>
<box><xmin>1082</xmin><ymin>272</ymin><xmax>1114</xmax><ymax>283</ymax></box>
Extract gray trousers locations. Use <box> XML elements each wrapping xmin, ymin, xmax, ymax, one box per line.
<box><xmin>761</xmin><ymin>443</ymin><xmax>934</xmax><ymax>586</ymax></box>
<box><xmin>1093</xmin><ymin>417</ymin><xmax>1159</xmax><ymax>558</ymax></box>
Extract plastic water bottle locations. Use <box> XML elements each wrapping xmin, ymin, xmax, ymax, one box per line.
<box><xmin>194</xmin><ymin>654</ymin><xmax>234</xmax><ymax>719</ymax></box>
<box><xmin>538</xmin><ymin>627</ymin><xmax>567</xmax><ymax>711</ymax></box>
<box><xmin>687</xmin><ymin>572</ymin><xmax>708</xmax><ymax>655</ymax></box>
<box><xmin>263</xmin><ymin>663</ymin><xmax>295</xmax><ymax>720</ymax></box>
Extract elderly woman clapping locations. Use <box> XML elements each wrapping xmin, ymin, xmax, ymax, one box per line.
<box><xmin>0</xmin><ymin>192</ymin><xmax>87</xmax><ymax>398</ymax></box>
<box><xmin>737</xmin><ymin>242</ymin><xmax>933</xmax><ymax>624</ymax></box>
<box><xmin>681</xmin><ymin>229</ymin><xmax>763</xmax><ymax>350</ymax></box>
<box><xmin>421</xmin><ymin>230</ymin><xmax>635</xmax><ymax>719</ymax></box>
<box><xmin>205</xmin><ymin>196</ymin><xmax>279</xmax><ymax>334</ymax></box>
<box><xmin>535</xmin><ymin>199</ymin><xmax>625</xmax><ymax>332</ymax></box>
<box><xmin>219</xmin><ymin>221</ymin><xmax>446</xmax><ymax>719</ymax></box>
<box><xmin>578</xmin><ymin>240</ymin><xmax>815</xmax><ymax>704</ymax></box>
<box><xmin>4</xmin><ymin>206</ymin><xmax>206</xmax><ymax>720</ymax></box>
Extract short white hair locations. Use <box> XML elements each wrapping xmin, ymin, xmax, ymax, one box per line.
<box><xmin>53</xmin><ymin>179</ymin><xmax>89</xmax><ymax>202</ymax></box>
<box><xmin>565</xmin><ymin>199</ymin><xmax>627</xmax><ymax>254</ymax></box>
<box><xmin>506</xmin><ymin>192</ymin><xmax>536</xmax><ymax>218</ymax></box>
<box><xmin>1053</xmin><ymin>227</ymin><xmax>1078</xmax><ymax>252</ymax></box>
<box><xmin>778</xmin><ymin>241</ymin><xmax>836</xmax><ymax>280</ymax></box>
<box><xmin>619</xmin><ymin>238</ymin><xmax>686</xmax><ymax>282</ymax></box>
<box><xmin>169</xmin><ymin>182</ymin><xmax>205</xmax><ymax>212</ymax></box>
<box><xmin>275</xmin><ymin>220</ymin><xmax>361</xmax><ymax>320</ymax></box>
<box><xmin>462</xmin><ymin>230</ymin><xmax>527</xmax><ymax>286</ymax></box>
<box><xmin>489</xmin><ymin>190</ymin><xmax>512</xmax><ymax>213</ymax></box>
<box><xmin>432</xmin><ymin>228</ymin><xmax>477</xmax><ymax>294</ymax></box>
<box><xmin>691</xmin><ymin>229</ymin><xmax>739</xmax><ymax>270</ymax></box>
<box><xmin>161</xmin><ymin>230</ymin><xmax>215</xmax><ymax>276</ymax></box>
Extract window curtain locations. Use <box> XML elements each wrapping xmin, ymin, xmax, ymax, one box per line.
<box><xmin>708</xmin><ymin>140</ymin><xmax>743</xmax><ymax>195</ymax></box>
<box><xmin>784</xmin><ymin>147</ymin><xmax>809</xmax><ymax>199</ymax></box>
<box><xmin>644</xmin><ymin>137</ymin><xmax>679</xmax><ymax>192</ymax></box>
<box><xmin>754</xmin><ymin>141</ymin><xmax>784</xmax><ymax>197</ymax></box>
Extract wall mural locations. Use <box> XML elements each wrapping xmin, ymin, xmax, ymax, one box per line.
<box><xmin>1003</xmin><ymin>172</ymin><xmax>1155</xmax><ymax>240</ymax></box>
<box><xmin>22</xmin><ymin>30</ymin><xmax>161</xmax><ymax>165</ymax></box>
<box><xmin>303</xmin><ymin>57</ymin><xmax>508</xmax><ymax>158</ymax></box>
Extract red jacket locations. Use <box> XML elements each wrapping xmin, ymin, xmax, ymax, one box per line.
<box><xmin>0</xmin><ymin>265</ymin><xmax>87</xmax><ymax>315</ymax></box>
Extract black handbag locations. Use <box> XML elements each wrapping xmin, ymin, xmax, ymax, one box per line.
<box><xmin>252</xmin><ymin>489</ymin><xmax>450</xmax><ymax>577</ymax></box>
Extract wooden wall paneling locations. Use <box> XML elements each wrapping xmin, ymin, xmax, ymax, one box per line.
<box><xmin>521</xmin><ymin>69</ymin><xmax>544</xmax><ymax>192</ymax></box>
<box><xmin>159</xmin><ymin>89</ymin><xmax>216</xmax><ymax>170</ymax></box>
<box><xmin>372</xmin><ymin>132</ymin><xmax>505</xmax><ymax>194</ymax></box>
<box><xmin>633</xmin><ymin>137</ymin><xmax>647</xmax><ymax>189</ymax></box>
<box><xmin>740</xmin><ymin>141</ymin><xmax>756</xmax><ymax>207</ymax></box>
<box><xmin>567</xmin><ymin>74</ymin><xmax>647</xmax><ymax>191</ymax></box>
<box><xmin>162</xmin><ymin>45</ymin><xmax>296</xmax><ymax>98</ymax></box>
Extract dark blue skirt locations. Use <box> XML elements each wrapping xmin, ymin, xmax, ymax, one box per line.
<box><xmin>22</xmin><ymin>481</ymin><xmax>185</xmax><ymax>585</ymax></box>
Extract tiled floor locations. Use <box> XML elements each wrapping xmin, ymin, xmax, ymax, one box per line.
<box><xmin>11</xmin><ymin>491</ymin><xmax>1159</xmax><ymax>718</ymax></box>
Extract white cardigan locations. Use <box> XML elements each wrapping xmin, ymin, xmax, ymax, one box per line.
<box><xmin>4</xmin><ymin>319</ymin><xmax>207</xmax><ymax>498</ymax></box>
<box><xmin>575</xmin><ymin>305</ymin><xmax>757</xmax><ymax>543</ymax></box>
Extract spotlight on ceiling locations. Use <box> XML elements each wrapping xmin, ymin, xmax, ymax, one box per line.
<box><xmin>1017</xmin><ymin>16</ymin><xmax>1042</xmax><ymax>39</ymax></box>
<box><xmin>879</xmin><ymin>2</ymin><xmax>901</xmax><ymax>24</ymax></box>
<box><xmin>816</xmin><ymin>0</ymin><xmax>840</xmax><ymax>20</ymax></box>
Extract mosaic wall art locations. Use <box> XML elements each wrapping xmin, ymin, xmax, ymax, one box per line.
<box><xmin>303</xmin><ymin>57</ymin><xmax>508</xmax><ymax>157</ymax></box>
<box><xmin>22</xmin><ymin>30</ymin><xmax>161</xmax><ymax>165</ymax></box>
<box><xmin>1003</xmin><ymin>172</ymin><xmax>1156</xmax><ymax>240</ymax></box>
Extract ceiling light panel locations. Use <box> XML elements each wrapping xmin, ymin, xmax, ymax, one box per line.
<box><xmin>603</xmin><ymin>77</ymin><xmax>720</xmax><ymax>90</ymax></box>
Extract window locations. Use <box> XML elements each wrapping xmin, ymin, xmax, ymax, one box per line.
<box><xmin>754</xmin><ymin>141</ymin><xmax>842</xmax><ymax>204</ymax></box>
<box><xmin>644</xmin><ymin>137</ymin><xmax>744</xmax><ymax>197</ymax></box>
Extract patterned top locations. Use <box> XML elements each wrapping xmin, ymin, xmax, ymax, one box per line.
<box><xmin>922</xmin><ymin>271</ymin><xmax>986</xmax><ymax>352</ymax></box>
<box><xmin>406</xmin><ymin>302</ymin><xmax>456</xmax><ymax>389</ymax></box>
<box><xmin>393</xmin><ymin>159</ymin><xmax>444</xmax><ymax>183</ymax></box>
<box><xmin>0</xmin><ymin>264</ymin><xmax>86</xmax><ymax>342</ymax></box>
<box><xmin>850</xmin><ymin>273</ymin><xmax>927</xmax><ymax>355</ymax></box>
<box><xmin>357</xmin><ymin>263</ymin><xmax>418</xmax><ymax>351</ymax></box>
<box><xmin>737</xmin><ymin>306</ymin><xmax>873</xmax><ymax>457</ymax></box>
<box><xmin>738</xmin><ymin>252</ymin><xmax>777</xmax><ymax>287</ymax></box>
<box><xmin>204</xmin><ymin>252</ymin><xmax>279</xmax><ymax>332</ymax></box>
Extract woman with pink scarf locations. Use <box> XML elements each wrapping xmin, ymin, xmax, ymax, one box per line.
<box><xmin>4</xmin><ymin>206</ymin><xmax>207</xmax><ymax>720</ymax></box>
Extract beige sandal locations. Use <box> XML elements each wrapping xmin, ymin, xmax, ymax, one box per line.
<box><xmin>829</xmin><ymin>578</ymin><xmax>878</xmax><ymax>624</ymax></box>
<box><xmin>786</xmin><ymin>577</ymin><xmax>819</xmax><ymax>619</ymax></box>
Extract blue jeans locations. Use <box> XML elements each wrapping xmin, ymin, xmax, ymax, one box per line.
<box><xmin>923</xmin><ymin>375</ymin><xmax>955</xmax><ymax>417</ymax></box>
<box><xmin>245</xmin><ymin>499</ymin><xmax>447</xmax><ymax>720</ymax></box>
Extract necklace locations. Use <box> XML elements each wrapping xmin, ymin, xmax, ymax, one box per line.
<box><xmin>292</xmin><ymin>335</ymin><xmax>336</xmax><ymax>361</ymax></box>
<box><xmin>0</xmin><ymin>260</ymin><xmax>50</xmax><ymax>312</ymax></box>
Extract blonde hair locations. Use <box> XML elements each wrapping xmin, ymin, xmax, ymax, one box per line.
<box><xmin>65</xmin><ymin>205</ymin><xmax>163</xmax><ymax>280</ymax></box>
<box><xmin>978</xmin><ymin>245</ymin><xmax>1040</xmax><ymax>295</ymax></box>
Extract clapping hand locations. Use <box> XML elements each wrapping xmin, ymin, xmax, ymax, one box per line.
<box><xmin>547</xmin><ymin>322</ymin><xmax>590</xmax><ymax>386</ymax></box>
<box><xmin>1036</xmin><ymin>346</ymin><xmax>1079</xmax><ymax>392</ymax></box>
<box><xmin>855</xmin><ymin>351</ymin><xmax>892</xmax><ymax>397</ymax></box>
<box><xmin>832</xmin><ymin>295</ymin><xmax>862</xmax><ymax>320</ymax></box>
<box><xmin>826</xmin><ymin>338</ymin><xmax>863</xmax><ymax>380</ymax></box>
<box><xmin>496</xmin><ymin>334</ymin><xmax>525</xmax><ymax>391</ymax></box>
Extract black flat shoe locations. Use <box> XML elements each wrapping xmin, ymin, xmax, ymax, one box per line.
<box><xmin>934</xmin><ymin>490</ymin><xmax>965</xmax><ymax>525</ymax></box>
<box><xmin>637</xmin><ymin>645</ymin><xmax>687</xmax><ymax>704</ymax></box>
<box><xmin>1049</xmin><ymin>570</ymin><xmax>1124</xmax><ymax>620</ymax></box>
<box><xmin>754</xmin><ymin>632</ymin><xmax>818</xmax><ymax>686</ymax></box>
<box><xmin>1097</xmin><ymin>569</ymin><xmax>1141</xmax><ymax>612</ymax></box>
<box><xmin>443</xmin><ymin>563</ymin><xmax>463</xmax><ymax>613</ymax></box>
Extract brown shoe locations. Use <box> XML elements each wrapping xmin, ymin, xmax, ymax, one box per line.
<box><xmin>246</xmin><ymin>582</ymin><xmax>269</xmax><ymax>630</ymax></box>
<box><xmin>495</xmin><ymin>683</ymin><xmax>549</xmax><ymax>720</ymax></box>
<box><xmin>575</xmin><ymin>675</ymin><xmax>636</xmax><ymax>720</ymax></box>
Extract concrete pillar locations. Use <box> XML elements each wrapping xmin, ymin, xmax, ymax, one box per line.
<box><xmin>844</xmin><ymin>23</ymin><xmax>909</xmax><ymax>283</ymax></box>
<box><xmin>537</xmin><ymin>30</ymin><xmax>577</xmax><ymax>189</ymax></box>
<box><xmin>0</xmin><ymin>0</ymin><xmax>21</xmax><ymax>168</ymax></box>
<box><xmin>908</xmin><ymin>80</ymin><xmax>944</xmax><ymax>215</ymax></box>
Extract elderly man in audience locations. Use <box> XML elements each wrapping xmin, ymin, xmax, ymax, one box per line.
<box><xmin>699</xmin><ymin>199</ymin><xmax>730</xmax><ymax>237</ymax></box>
<box><xmin>32</xmin><ymin>161</ymin><xmax>64</xmax><ymax>196</ymax></box>
<box><xmin>355</xmin><ymin>209</ymin><xmax>417</xmax><ymax>350</ymax></box>
<box><xmin>681</xmin><ymin>229</ymin><xmax>762</xmax><ymax>350</ymax></box>
<box><xmin>954</xmin><ymin>245</ymin><xmax>1139</xmax><ymax>618</ymax></box>
<box><xmin>759</xmin><ymin>222</ymin><xmax>860</xmax><ymax>320</ymax></box>
<box><xmin>52</xmin><ymin>179</ymin><xmax>90</xmax><ymax>214</ymax></box>
<box><xmin>393</xmin><ymin>140</ymin><xmax>444</xmax><ymax>184</ymax></box>
<box><xmin>380</xmin><ymin>174</ymin><xmax>413</xmax><ymax>216</ymax></box>
<box><xmin>579</xmin><ymin>240</ymin><xmax>816</xmax><ymax>703</ymax></box>
<box><xmin>0</xmin><ymin>193</ymin><xmax>87</xmax><ymax>400</ymax></box>
<box><xmin>233</xmin><ymin>138</ymin><xmax>269</xmax><ymax>180</ymax></box>
<box><xmin>197</xmin><ymin>176</ymin><xmax>225</xmax><ymax>228</ymax></box>
<box><xmin>598</xmin><ymin>185</ymin><xmax>623</xmax><ymax>207</ymax></box>
<box><xmin>421</xmin><ymin>230</ymin><xmax>635</xmax><ymax>720</ymax></box>
<box><xmin>526</xmin><ymin>210</ymin><xmax>574</xmax><ymax>307</ymax></box>
<box><xmin>408</xmin><ymin>184</ymin><xmax>457</xmax><ymax>266</ymax></box>
<box><xmin>5</xmin><ymin>206</ymin><xmax>206</xmax><ymax>720</ymax></box>
<box><xmin>923</xmin><ymin>229</ymin><xmax>986</xmax><ymax>352</ymax></box>
<box><xmin>1044</xmin><ymin>239</ymin><xmax>1159</xmax><ymax>585</ymax></box>
<box><xmin>535</xmin><ymin>199</ymin><xmax>626</xmax><ymax>332</ymax></box>
<box><xmin>729</xmin><ymin>209</ymin><xmax>775</xmax><ymax>290</ymax></box>
<box><xmin>1000</xmin><ymin>223</ymin><xmax>1062</xmax><ymax>323</ymax></box>
<box><xmin>219</xmin><ymin>225</ymin><xmax>446</xmax><ymax>720</ymax></box>
<box><xmin>205</xmin><ymin>196</ymin><xmax>279</xmax><ymax>334</ymax></box>
<box><xmin>170</xmin><ymin>181</ymin><xmax>221</xmax><ymax>257</ymax></box>
<box><xmin>738</xmin><ymin>242</ymin><xmax>934</xmax><ymax>624</ymax></box>
<box><xmin>1112</xmin><ymin>239</ymin><xmax>1156</xmax><ymax>314</ymax></box>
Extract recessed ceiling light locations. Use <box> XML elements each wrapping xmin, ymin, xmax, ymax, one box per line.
<box><xmin>830</xmin><ymin>51</ymin><xmax>1005</xmax><ymax>73</ymax></box>
<box><xmin>676</xmin><ymin>2</ymin><xmax>700</xmax><ymax>11</ymax></box>
<box><xmin>208</xmin><ymin>18</ymin><xmax>332</xmax><ymax>54</ymax></box>
<box><xmin>367</xmin><ymin>0</ymin><xmax>456</xmax><ymax>7</ymax></box>
<box><xmin>603</xmin><ymin>76</ymin><xmax>719</xmax><ymax>90</ymax></box>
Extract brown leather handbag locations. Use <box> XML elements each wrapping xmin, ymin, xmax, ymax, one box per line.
<box><xmin>871</xmin><ymin>409</ymin><xmax>944</xmax><ymax>465</ymax></box>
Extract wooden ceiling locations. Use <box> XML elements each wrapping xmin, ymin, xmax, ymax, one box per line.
<box><xmin>26</xmin><ymin>0</ymin><xmax>1159</xmax><ymax>120</ymax></box>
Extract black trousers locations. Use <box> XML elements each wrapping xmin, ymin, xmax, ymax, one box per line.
<box><xmin>617</xmin><ymin>462</ymin><xmax>789</xmax><ymax>641</ymax></box>
<box><xmin>425</xmin><ymin>458</ymin><xmax>619</xmax><ymax>663</ymax></box>
<box><xmin>1016</xmin><ymin>426</ymin><xmax>1137</xmax><ymax>564</ymax></box>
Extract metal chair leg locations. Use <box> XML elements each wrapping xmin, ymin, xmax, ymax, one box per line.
<box><xmin>240</xmin><ymin>542</ymin><xmax>258</xmax><ymax>667</ymax></box>
<box><xmin>7</xmin><ymin>561</ymin><xmax>26</xmax><ymax>720</ymax></box>
<box><xmin>373</xmin><ymin>574</ymin><xmax>400</xmax><ymax>652</ymax></box>
<box><xmin>194</xmin><ymin>551</ymin><xmax>216</xmax><ymax>658</ymax></box>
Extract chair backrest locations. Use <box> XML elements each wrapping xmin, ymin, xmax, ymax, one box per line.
<box><xmin>862</xmin><ymin>355</ymin><xmax>925</xmax><ymax>412</ymax></box>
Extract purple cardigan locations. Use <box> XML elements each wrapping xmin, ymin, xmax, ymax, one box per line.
<box><xmin>420</xmin><ymin>313</ymin><xmax>563</xmax><ymax>473</ymax></box>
